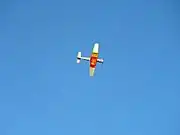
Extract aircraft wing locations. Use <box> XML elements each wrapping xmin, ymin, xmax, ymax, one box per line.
<box><xmin>89</xmin><ymin>67</ymin><xmax>95</xmax><ymax>76</ymax></box>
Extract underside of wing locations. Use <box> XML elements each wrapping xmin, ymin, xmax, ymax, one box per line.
<box><xmin>89</xmin><ymin>67</ymin><xmax>95</xmax><ymax>77</ymax></box>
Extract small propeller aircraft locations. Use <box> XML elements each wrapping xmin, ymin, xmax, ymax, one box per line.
<box><xmin>76</xmin><ymin>43</ymin><xmax>104</xmax><ymax>76</ymax></box>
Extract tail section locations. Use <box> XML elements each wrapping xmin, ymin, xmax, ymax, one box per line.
<box><xmin>77</xmin><ymin>52</ymin><xmax>81</xmax><ymax>63</ymax></box>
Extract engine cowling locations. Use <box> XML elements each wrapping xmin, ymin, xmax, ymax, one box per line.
<box><xmin>98</xmin><ymin>59</ymin><xmax>104</xmax><ymax>63</ymax></box>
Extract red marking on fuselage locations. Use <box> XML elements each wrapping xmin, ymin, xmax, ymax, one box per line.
<box><xmin>90</xmin><ymin>53</ymin><xmax>98</xmax><ymax>68</ymax></box>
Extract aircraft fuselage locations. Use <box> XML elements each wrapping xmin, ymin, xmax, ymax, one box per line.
<box><xmin>76</xmin><ymin>42</ymin><xmax>103</xmax><ymax>77</ymax></box>
<box><xmin>90</xmin><ymin>43</ymin><xmax>99</xmax><ymax>68</ymax></box>
<box><xmin>90</xmin><ymin>53</ymin><xmax>98</xmax><ymax>68</ymax></box>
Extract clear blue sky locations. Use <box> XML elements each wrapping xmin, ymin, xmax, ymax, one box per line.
<box><xmin>0</xmin><ymin>0</ymin><xmax>179</xmax><ymax>135</ymax></box>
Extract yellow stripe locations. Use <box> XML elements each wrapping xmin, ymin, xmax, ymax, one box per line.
<box><xmin>92</xmin><ymin>53</ymin><xmax>98</xmax><ymax>57</ymax></box>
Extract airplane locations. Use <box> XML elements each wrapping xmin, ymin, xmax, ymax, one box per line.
<box><xmin>76</xmin><ymin>43</ymin><xmax>104</xmax><ymax>77</ymax></box>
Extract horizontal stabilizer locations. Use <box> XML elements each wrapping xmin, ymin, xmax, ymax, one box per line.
<box><xmin>77</xmin><ymin>52</ymin><xmax>81</xmax><ymax>63</ymax></box>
